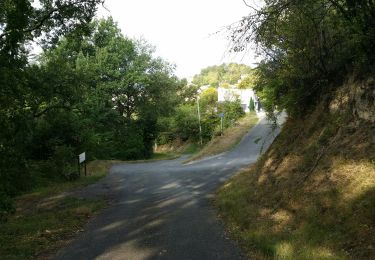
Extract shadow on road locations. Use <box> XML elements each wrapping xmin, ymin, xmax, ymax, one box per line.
<box><xmin>57</xmin><ymin>115</ymin><xmax>286</xmax><ymax>259</ymax></box>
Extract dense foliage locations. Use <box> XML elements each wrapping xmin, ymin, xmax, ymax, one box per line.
<box><xmin>192</xmin><ymin>63</ymin><xmax>254</xmax><ymax>88</ymax></box>
<box><xmin>1</xmin><ymin>0</ymin><xmax>102</xmax><ymax>216</ymax></box>
<box><xmin>29</xmin><ymin>18</ymin><xmax>185</xmax><ymax>163</ymax></box>
<box><xmin>157</xmin><ymin>87</ymin><xmax>245</xmax><ymax>144</ymax></box>
<box><xmin>0</xmin><ymin>0</ymin><xmax>186</xmax><ymax>216</ymax></box>
<box><xmin>230</xmin><ymin>0</ymin><xmax>375</xmax><ymax>117</ymax></box>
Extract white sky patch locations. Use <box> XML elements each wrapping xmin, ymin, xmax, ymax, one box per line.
<box><xmin>97</xmin><ymin>0</ymin><xmax>262</xmax><ymax>79</ymax></box>
<box><xmin>30</xmin><ymin>0</ymin><xmax>42</xmax><ymax>9</ymax></box>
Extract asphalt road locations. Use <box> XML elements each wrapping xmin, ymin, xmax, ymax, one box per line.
<box><xmin>57</xmin><ymin>113</ymin><xmax>286</xmax><ymax>260</ymax></box>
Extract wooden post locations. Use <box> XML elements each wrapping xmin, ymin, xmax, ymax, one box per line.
<box><xmin>221</xmin><ymin>116</ymin><xmax>223</xmax><ymax>136</ymax></box>
<box><xmin>77</xmin><ymin>157</ymin><xmax>81</xmax><ymax>177</ymax></box>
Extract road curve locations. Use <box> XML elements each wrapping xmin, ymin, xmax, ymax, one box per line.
<box><xmin>57</xmin><ymin>113</ymin><xmax>286</xmax><ymax>260</ymax></box>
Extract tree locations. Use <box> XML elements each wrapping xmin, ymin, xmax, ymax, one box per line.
<box><xmin>0</xmin><ymin>0</ymin><xmax>103</xmax><ymax>218</ymax></box>
<box><xmin>65</xmin><ymin>18</ymin><xmax>185</xmax><ymax>159</ymax></box>
<box><xmin>200</xmin><ymin>88</ymin><xmax>218</xmax><ymax>109</ymax></box>
<box><xmin>218</xmin><ymin>100</ymin><xmax>245</xmax><ymax>128</ymax></box>
<box><xmin>0</xmin><ymin>13</ymin><xmax>186</xmax><ymax>217</ymax></box>
<box><xmin>192</xmin><ymin>63</ymin><xmax>253</xmax><ymax>88</ymax></box>
<box><xmin>238</xmin><ymin>73</ymin><xmax>256</xmax><ymax>89</ymax></box>
<box><xmin>249</xmin><ymin>97</ymin><xmax>255</xmax><ymax>112</ymax></box>
<box><xmin>228</xmin><ymin>0</ymin><xmax>375</xmax><ymax>117</ymax></box>
<box><xmin>161</xmin><ymin>85</ymin><xmax>245</xmax><ymax>143</ymax></box>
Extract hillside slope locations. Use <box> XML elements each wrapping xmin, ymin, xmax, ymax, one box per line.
<box><xmin>216</xmin><ymin>77</ymin><xmax>375</xmax><ymax>259</ymax></box>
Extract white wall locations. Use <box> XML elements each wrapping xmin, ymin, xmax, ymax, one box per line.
<box><xmin>217</xmin><ymin>87</ymin><xmax>258</xmax><ymax>113</ymax></box>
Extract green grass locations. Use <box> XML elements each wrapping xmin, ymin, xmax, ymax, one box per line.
<box><xmin>182</xmin><ymin>143</ymin><xmax>201</xmax><ymax>154</ymax></box>
<box><xmin>0</xmin><ymin>195</ymin><xmax>105</xmax><ymax>259</ymax></box>
<box><xmin>30</xmin><ymin>175</ymin><xmax>105</xmax><ymax>198</ymax></box>
<box><xmin>150</xmin><ymin>152</ymin><xmax>180</xmax><ymax>160</ymax></box>
<box><xmin>0</xmin><ymin>160</ymin><xmax>116</xmax><ymax>259</ymax></box>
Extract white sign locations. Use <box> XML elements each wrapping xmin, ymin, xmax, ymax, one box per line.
<box><xmin>79</xmin><ymin>152</ymin><xmax>86</xmax><ymax>163</ymax></box>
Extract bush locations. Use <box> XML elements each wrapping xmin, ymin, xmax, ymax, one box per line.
<box><xmin>174</xmin><ymin>104</ymin><xmax>200</xmax><ymax>141</ymax></box>
<box><xmin>218</xmin><ymin>100</ymin><xmax>245</xmax><ymax>128</ymax></box>
<box><xmin>0</xmin><ymin>148</ymin><xmax>31</xmax><ymax>196</ymax></box>
<box><xmin>162</xmin><ymin>99</ymin><xmax>246</xmax><ymax>144</ymax></box>
<box><xmin>51</xmin><ymin>145</ymin><xmax>79</xmax><ymax>180</ymax></box>
<box><xmin>0</xmin><ymin>193</ymin><xmax>15</xmax><ymax>222</ymax></box>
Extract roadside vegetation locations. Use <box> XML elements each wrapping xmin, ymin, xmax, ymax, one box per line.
<box><xmin>0</xmin><ymin>195</ymin><xmax>105</xmax><ymax>259</ymax></box>
<box><xmin>216</xmin><ymin>91</ymin><xmax>375</xmax><ymax>258</ymax></box>
<box><xmin>186</xmin><ymin>112</ymin><xmax>258</xmax><ymax>162</ymax></box>
<box><xmin>216</xmin><ymin>0</ymin><xmax>375</xmax><ymax>258</ymax></box>
<box><xmin>156</xmin><ymin>63</ymin><xmax>255</xmax><ymax>149</ymax></box>
<box><xmin>0</xmin><ymin>0</ymin><xmax>253</xmax><ymax>218</ymax></box>
<box><xmin>0</xmin><ymin>159</ymin><xmax>117</xmax><ymax>259</ymax></box>
<box><xmin>0</xmin><ymin>4</ymin><xmax>191</xmax><ymax>219</ymax></box>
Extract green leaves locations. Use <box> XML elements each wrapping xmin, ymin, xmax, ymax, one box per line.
<box><xmin>36</xmin><ymin>17</ymin><xmax>185</xmax><ymax>160</ymax></box>
<box><xmin>192</xmin><ymin>63</ymin><xmax>253</xmax><ymax>88</ymax></box>
<box><xmin>231</xmin><ymin>0</ymin><xmax>375</xmax><ymax>118</ymax></box>
<box><xmin>0</xmin><ymin>9</ymin><xmax>186</xmax><ymax>202</ymax></box>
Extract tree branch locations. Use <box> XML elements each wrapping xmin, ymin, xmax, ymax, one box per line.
<box><xmin>0</xmin><ymin>0</ymin><xmax>101</xmax><ymax>40</ymax></box>
<box><xmin>33</xmin><ymin>104</ymin><xmax>71</xmax><ymax>118</ymax></box>
<box><xmin>242</xmin><ymin>0</ymin><xmax>260</xmax><ymax>12</ymax></box>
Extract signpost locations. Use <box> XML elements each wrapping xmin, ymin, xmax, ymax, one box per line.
<box><xmin>218</xmin><ymin>112</ymin><xmax>224</xmax><ymax>136</ymax></box>
<box><xmin>78</xmin><ymin>152</ymin><xmax>87</xmax><ymax>176</ymax></box>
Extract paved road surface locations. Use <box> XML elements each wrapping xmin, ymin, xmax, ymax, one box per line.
<box><xmin>57</xmin><ymin>114</ymin><xmax>286</xmax><ymax>260</ymax></box>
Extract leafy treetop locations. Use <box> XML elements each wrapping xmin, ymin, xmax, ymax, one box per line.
<box><xmin>192</xmin><ymin>63</ymin><xmax>253</xmax><ymax>88</ymax></box>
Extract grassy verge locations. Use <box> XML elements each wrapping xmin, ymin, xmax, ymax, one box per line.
<box><xmin>182</xmin><ymin>143</ymin><xmax>201</xmax><ymax>155</ymax></box>
<box><xmin>151</xmin><ymin>152</ymin><xmax>179</xmax><ymax>160</ymax></box>
<box><xmin>0</xmin><ymin>197</ymin><xmax>105</xmax><ymax>259</ymax></box>
<box><xmin>186</xmin><ymin>112</ymin><xmax>258</xmax><ymax>163</ymax></box>
<box><xmin>215</xmin><ymin>106</ymin><xmax>375</xmax><ymax>259</ymax></box>
<box><xmin>86</xmin><ymin>159</ymin><xmax>123</xmax><ymax>176</ymax></box>
<box><xmin>0</xmin><ymin>160</ymin><xmax>119</xmax><ymax>259</ymax></box>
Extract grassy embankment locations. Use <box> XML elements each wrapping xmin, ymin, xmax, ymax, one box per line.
<box><xmin>0</xmin><ymin>160</ymin><xmax>117</xmax><ymax>259</ymax></box>
<box><xmin>186</xmin><ymin>112</ymin><xmax>259</xmax><ymax>163</ymax></box>
<box><xmin>216</xmin><ymin>82</ymin><xmax>375</xmax><ymax>259</ymax></box>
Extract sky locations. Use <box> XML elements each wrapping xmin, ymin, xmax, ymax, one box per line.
<box><xmin>97</xmin><ymin>0</ymin><xmax>261</xmax><ymax>79</ymax></box>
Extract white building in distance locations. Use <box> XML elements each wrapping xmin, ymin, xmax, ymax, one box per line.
<box><xmin>217</xmin><ymin>87</ymin><xmax>262</xmax><ymax>113</ymax></box>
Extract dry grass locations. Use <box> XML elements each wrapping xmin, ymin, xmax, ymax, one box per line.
<box><xmin>86</xmin><ymin>159</ymin><xmax>123</xmax><ymax>176</ymax></box>
<box><xmin>186</xmin><ymin>112</ymin><xmax>258</xmax><ymax>163</ymax></box>
<box><xmin>216</xmin><ymin>105</ymin><xmax>375</xmax><ymax>259</ymax></box>
<box><xmin>154</xmin><ymin>138</ymin><xmax>193</xmax><ymax>154</ymax></box>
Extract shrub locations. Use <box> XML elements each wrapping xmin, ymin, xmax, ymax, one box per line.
<box><xmin>0</xmin><ymin>193</ymin><xmax>15</xmax><ymax>222</ymax></box>
<box><xmin>50</xmin><ymin>145</ymin><xmax>78</xmax><ymax>180</ymax></box>
<box><xmin>219</xmin><ymin>100</ymin><xmax>245</xmax><ymax>128</ymax></box>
